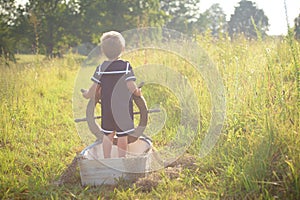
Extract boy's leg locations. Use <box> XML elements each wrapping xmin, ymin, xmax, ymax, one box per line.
<box><xmin>103</xmin><ymin>132</ymin><xmax>114</xmax><ymax>158</ymax></box>
<box><xmin>117</xmin><ymin>136</ymin><xmax>128</xmax><ymax>158</ymax></box>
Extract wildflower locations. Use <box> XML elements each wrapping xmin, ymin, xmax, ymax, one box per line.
<box><xmin>265</xmin><ymin>48</ymin><xmax>271</xmax><ymax>54</ymax></box>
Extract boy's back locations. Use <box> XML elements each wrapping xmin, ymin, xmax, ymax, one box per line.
<box><xmin>92</xmin><ymin>60</ymin><xmax>136</xmax><ymax>137</ymax></box>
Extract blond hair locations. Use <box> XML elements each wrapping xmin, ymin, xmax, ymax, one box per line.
<box><xmin>100</xmin><ymin>31</ymin><xmax>125</xmax><ymax>60</ymax></box>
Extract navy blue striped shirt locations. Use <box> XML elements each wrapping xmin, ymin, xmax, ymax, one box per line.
<box><xmin>91</xmin><ymin>60</ymin><xmax>136</xmax><ymax>134</ymax></box>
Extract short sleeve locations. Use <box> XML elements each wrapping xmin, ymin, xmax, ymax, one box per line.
<box><xmin>91</xmin><ymin>65</ymin><xmax>101</xmax><ymax>84</ymax></box>
<box><xmin>125</xmin><ymin>62</ymin><xmax>136</xmax><ymax>82</ymax></box>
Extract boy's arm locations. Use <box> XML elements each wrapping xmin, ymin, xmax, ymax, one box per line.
<box><xmin>95</xmin><ymin>84</ymin><xmax>101</xmax><ymax>103</ymax></box>
<box><xmin>82</xmin><ymin>82</ymin><xmax>101</xmax><ymax>99</ymax></box>
<box><xmin>127</xmin><ymin>80</ymin><xmax>142</xmax><ymax>96</ymax></box>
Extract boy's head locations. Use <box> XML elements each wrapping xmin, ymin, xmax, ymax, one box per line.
<box><xmin>100</xmin><ymin>31</ymin><xmax>125</xmax><ymax>60</ymax></box>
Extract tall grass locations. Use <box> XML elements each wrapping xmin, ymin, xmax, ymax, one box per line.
<box><xmin>0</xmin><ymin>33</ymin><xmax>299</xmax><ymax>199</ymax></box>
<box><xmin>0</xmin><ymin>55</ymin><xmax>83</xmax><ymax>199</ymax></box>
<box><xmin>190</xmin><ymin>33</ymin><xmax>300</xmax><ymax>199</ymax></box>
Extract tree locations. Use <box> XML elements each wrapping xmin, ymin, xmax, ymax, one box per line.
<box><xmin>295</xmin><ymin>13</ymin><xmax>300</xmax><ymax>40</ymax></box>
<box><xmin>160</xmin><ymin>0</ymin><xmax>201</xmax><ymax>33</ymax></box>
<box><xmin>21</xmin><ymin>0</ymin><xmax>81</xmax><ymax>57</ymax></box>
<box><xmin>78</xmin><ymin>0</ymin><xmax>166</xmax><ymax>43</ymax></box>
<box><xmin>2</xmin><ymin>0</ymin><xmax>166</xmax><ymax>58</ymax></box>
<box><xmin>194</xmin><ymin>3</ymin><xmax>227</xmax><ymax>36</ymax></box>
<box><xmin>206</xmin><ymin>4</ymin><xmax>227</xmax><ymax>37</ymax></box>
<box><xmin>128</xmin><ymin>0</ymin><xmax>167</xmax><ymax>28</ymax></box>
<box><xmin>228</xmin><ymin>0</ymin><xmax>269</xmax><ymax>39</ymax></box>
<box><xmin>0</xmin><ymin>0</ymin><xmax>18</xmax><ymax>61</ymax></box>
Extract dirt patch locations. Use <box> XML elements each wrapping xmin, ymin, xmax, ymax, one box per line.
<box><xmin>55</xmin><ymin>153</ymin><xmax>198</xmax><ymax>190</ymax></box>
<box><xmin>165</xmin><ymin>154</ymin><xmax>198</xmax><ymax>170</ymax></box>
<box><xmin>53</xmin><ymin>156</ymin><xmax>81</xmax><ymax>185</ymax></box>
<box><xmin>135</xmin><ymin>154</ymin><xmax>198</xmax><ymax>192</ymax></box>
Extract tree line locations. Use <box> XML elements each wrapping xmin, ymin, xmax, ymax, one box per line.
<box><xmin>1</xmin><ymin>0</ymin><xmax>300</xmax><ymax>61</ymax></box>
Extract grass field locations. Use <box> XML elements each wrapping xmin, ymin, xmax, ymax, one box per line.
<box><xmin>0</xmin><ymin>34</ymin><xmax>299</xmax><ymax>199</ymax></box>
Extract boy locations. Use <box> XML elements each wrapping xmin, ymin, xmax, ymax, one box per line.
<box><xmin>82</xmin><ymin>31</ymin><xmax>142</xmax><ymax>158</ymax></box>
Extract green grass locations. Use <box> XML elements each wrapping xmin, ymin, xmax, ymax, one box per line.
<box><xmin>0</xmin><ymin>34</ymin><xmax>299</xmax><ymax>199</ymax></box>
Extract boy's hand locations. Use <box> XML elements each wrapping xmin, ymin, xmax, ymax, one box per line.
<box><xmin>81</xmin><ymin>89</ymin><xmax>90</xmax><ymax>99</ymax></box>
<box><xmin>134</xmin><ymin>82</ymin><xmax>144</xmax><ymax>96</ymax></box>
<box><xmin>81</xmin><ymin>83</ymin><xmax>99</xmax><ymax>99</ymax></box>
<box><xmin>133</xmin><ymin>88</ymin><xmax>142</xmax><ymax>97</ymax></box>
<box><xmin>127</xmin><ymin>81</ymin><xmax>143</xmax><ymax>97</ymax></box>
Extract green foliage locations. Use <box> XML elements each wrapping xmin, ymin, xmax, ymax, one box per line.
<box><xmin>161</xmin><ymin>0</ymin><xmax>201</xmax><ymax>33</ymax></box>
<box><xmin>1</xmin><ymin>0</ymin><xmax>167</xmax><ymax>58</ymax></box>
<box><xmin>4</xmin><ymin>0</ymin><xmax>296</xmax><ymax>60</ymax></box>
<box><xmin>0</xmin><ymin>0</ymin><xmax>18</xmax><ymax>62</ymax></box>
<box><xmin>0</xmin><ymin>54</ymin><xmax>83</xmax><ymax>199</ymax></box>
<box><xmin>228</xmin><ymin>0</ymin><xmax>269</xmax><ymax>39</ymax></box>
<box><xmin>0</xmin><ymin>22</ymin><xmax>16</xmax><ymax>62</ymax></box>
<box><xmin>191</xmin><ymin>3</ymin><xmax>228</xmax><ymax>37</ymax></box>
<box><xmin>23</xmin><ymin>0</ymin><xmax>82</xmax><ymax>57</ymax></box>
<box><xmin>295</xmin><ymin>13</ymin><xmax>300</xmax><ymax>40</ymax></box>
<box><xmin>79</xmin><ymin>0</ymin><xmax>166</xmax><ymax>44</ymax></box>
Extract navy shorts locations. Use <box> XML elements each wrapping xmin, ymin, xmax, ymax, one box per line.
<box><xmin>101</xmin><ymin>108</ymin><xmax>135</xmax><ymax>137</ymax></box>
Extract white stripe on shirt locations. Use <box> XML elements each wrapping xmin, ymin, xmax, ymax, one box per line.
<box><xmin>126</xmin><ymin>62</ymin><xmax>129</xmax><ymax>74</ymax></box>
<box><xmin>97</xmin><ymin>70</ymin><xmax>131</xmax><ymax>75</ymax></box>
<box><xmin>125</xmin><ymin>76</ymin><xmax>136</xmax><ymax>81</ymax></box>
<box><xmin>91</xmin><ymin>76</ymin><xmax>101</xmax><ymax>84</ymax></box>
